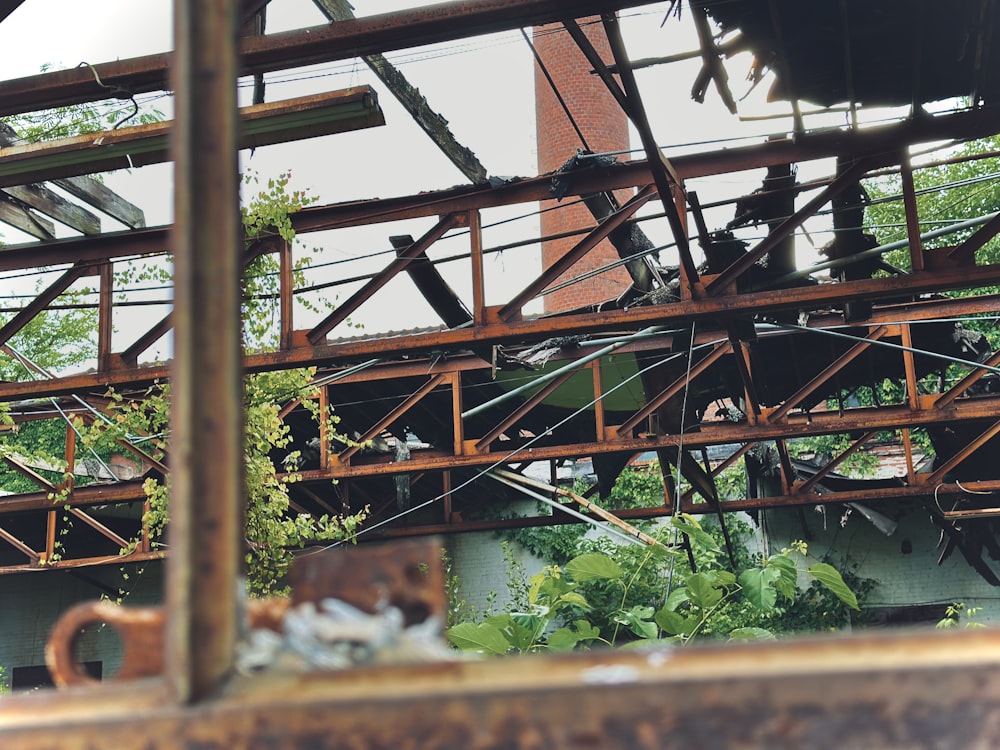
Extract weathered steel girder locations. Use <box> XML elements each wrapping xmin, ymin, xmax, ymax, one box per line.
<box><xmin>0</xmin><ymin>0</ymin><xmax>661</xmax><ymax>117</ymax></box>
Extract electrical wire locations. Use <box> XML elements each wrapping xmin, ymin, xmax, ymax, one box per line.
<box><xmin>308</xmin><ymin>336</ymin><xmax>729</xmax><ymax>551</ymax></box>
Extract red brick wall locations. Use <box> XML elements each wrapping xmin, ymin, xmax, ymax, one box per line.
<box><xmin>533</xmin><ymin>19</ymin><xmax>632</xmax><ymax>313</ymax></box>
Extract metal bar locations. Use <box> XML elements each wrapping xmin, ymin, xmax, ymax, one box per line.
<box><xmin>707</xmin><ymin>158</ymin><xmax>875</xmax><ymax>294</ymax></box>
<box><xmin>899</xmin><ymin>151</ymin><xmax>925</xmax><ymax>271</ymax></box>
<box><xmin>450</xmin><ymin>372</ymin><xmax>464</xmax><ymax>457</ymax></box>
<box><xmin>495</xmin><ymin>468</ymin><xmax>662</xmax><ymax>546</ymax></box>
<box><xmin>561</xmin><ymin>18</ymin><xmax>628</xmax><ymax>110</ymax></box>
<box><xmin>795</xmin><ymin>431</ymin><xmax>878</xmax><ymax>495</ymax></box>
<box><xmin>279</xmin><ymin>238</ymin><xmax>293</xmax><ymax>350</ymax></box>
<box><xmin>167</xmin><ymin>0</ymin><xmax>242</xmax><ymax>702</ymax></box>
<box><xmin>312</xmin><ymin>0</ymin><xmax>488</xmax><ymax>184</ymax></box>
<box><xmin>775</xmin><ymin>439</ymin><xmax>795</xmax><ymax>494</ymax></box>
<box><xmin>601</xmin><ymin>12</ymin><xmax>699</xmax><ymax>291</ymax></box>
<box><xmin>338</xmin><ymin>374</ymin><xmax>447</xmax><ymax>462</ymax></box>
<box><xmin>66</xmin><ymin>507</ymin><xmax>131</xmax><ymax>550</ymax></box>
<box><xmin>98</xmin><ymin>262</ymin><xmax>114</xmax><ymax>372</ymax></box>
<box><xmin>2</xmin><ymin>104</ymin><xmax>999</xmax><ymax>275</ymax></box>
<box><xmin>474</xmin><ymin>370</ymin><xmax>578</xmax><ymax>452</ymax></box>
<box><xmin>0</xmin><ymin>0</ymin><xmax>659</xmax><ymax>117</ymax></box>
<box><xmin>469</xmin><ymin>210</ymin><xmax>487</xmax><ymax>327</ymax></box>
<box><xmin>614</xmin><ymin>341</ymin><xmax>731</xmax><ymax>437</ymax></box>
<box><xmin>0</xmin><ymin>454</ymin><xmax>58</xmax><ymax>491</ymax></box>
<box><xmin>767</xmin><ymin>326</ymin><xmax>889</xmax><ymax>422</ymax></box>
<box><xmin>925</xmin><ymin>419</ymin><xmax>1000</xmax><ymax>486</ymax></box>
<box><xmin>497</xmin><ymin>185</ymin><xmax>656</xmax><ymax>321</ymax></box>
<box><xmin>0</xmin><ymin>524</ymin><xmax>40</xmax><ymax>562</ymax></box>
<box><xmin>681</xmin><ymin>442</ymin><xmax>756</xmax><ymax>504</ymax></box>
<box><xmin>121</xmin><ymin>314</ymin><xmax>173</xmax><ymax>367</ymax></box>
<box><xmin>935</xmin><ymin>348</ymin><xmax>1000</xmax><ymax>409</ymax></box>
<box><xmin>590</xmin><ymin>359</ymin><xmax>607</xmax><ymax>441</ymax></box>
<box><xmin>900</xmin><ymin>322</ymin><xmax>920</xmax><ymax>411</ymax></box>
<box><xmin>0</xmin><ymin>263</ymin><xmax>88</xmax><ymax>348</ymax></box>
<box><xmin>308</xmin><ymin>213</ymin><xmax>461</xmax><ymax>343</ymax></box>
<box><xmin>948</xmin><ymin>210</ymin><xmax>1000</xmax><ymax>262</ymax></box>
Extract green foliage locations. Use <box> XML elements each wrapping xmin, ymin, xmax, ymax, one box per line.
<box><xmin>446</xmin><ymin>515</ymin><xmax>863</xmax><ymax>655</ymax></box>
<box><xmin>240</xmin><ymin>170</ymin><xmax>340</xmax><ymax>351</ymax></box>
<box><xmin>936</xmin><ymin>602</ymin><xmax>985</xmax><ymax>629</ymax></box>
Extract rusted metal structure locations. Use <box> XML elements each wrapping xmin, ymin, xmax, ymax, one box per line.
<box><xmin>4</xmin><ymin>0</ymin><xmax>1000</xmax><ymax>745</ymax></box>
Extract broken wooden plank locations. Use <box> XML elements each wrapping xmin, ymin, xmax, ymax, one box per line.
<box><xmin>0</xmin><ymin>198</ymin><xmax>55</xmax><ymax>239</ymax></box>
<box><xmin>0</xmin><ymin>87</ymin><xmax>385</xmax><ymax>187</ymax></box>
<box><xmin>3</xmin><ymin>184</ymin><xmax>101</xmax><ymax>234</ymax></box>
<box><xmin>54</xmin><ymin>176</ymin><xmax>146</xmax><ymax>229</ymax></box>
<box><xmin>313</xmin><ymin>0</ymin><xmax>488</xmax><ymax>184</ymax></box>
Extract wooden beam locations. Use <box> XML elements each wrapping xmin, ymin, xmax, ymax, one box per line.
<box><xmin>0</xmin><ymin>87</ymin><xmax>384</xmax><ymax>187</ymax></box>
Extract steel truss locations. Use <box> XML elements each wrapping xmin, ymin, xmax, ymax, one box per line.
<box><xmin>4</xmin><ymin>106</ymin><xmax>1000</xmax><ymax>570</ymax></box>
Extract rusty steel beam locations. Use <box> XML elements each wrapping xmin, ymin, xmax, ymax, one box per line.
<box><xmin>767</xmin><ymin>325</ymin><xmax>890</xmax><ymax>422</ymax></box>
<box><xmin>601</xmin><ymin>13</ymin><xmax>700</xmax><ymax>292</ymax></box>
<box><xmin>613</xmin><ymin>341</ymin><xmax>732</xmax><ymax>437</ymax></box>
<box><xmin>6</xmin><ymin>282</ymin><xmax>1000</xmax><ymax>405</ymax></box>
<box><xmin>337</xmin><ymin>373</ymin><xmax>448</xmax><ymax>462</ymax></box>
<box><xmin>935</xmin><ymin>347</ymin><xmax>1000</xmax><ymax>409</ymax></box>
<box><xmin>3</xmin><ymin>105</ymin><xmax>999</xmax><ymax>276</ymax></box>
<box><xmin>706</xmin><ymin>157</ymin><xmax>876</xmax><ymax>295</ymax></box>
<box><xmin>0</xmin><ymin>263</ymin><xmax>90</xmax><ymax>348</ymax></box>
<box><xmin>308</xmin><ymin>213</ymin><xmax>463</xmax><ymax>343</ymax></box>
<box><xmin>795</xmin><ymin>430</ymin><xmax>878</xmax><ymax>495</ymax></box>
<box><xmin>295</xmin><ymin>397</ymin><xmax>1000</xmax><ymax>482</ymax></box>
<box><xmin>497</xmin><ymin>185</ymin><xmax>657</xmax><ymax>320</ymax></box>
<box><xmin>0</xmin><ymin>0</ymin><xmax>659</xmax><ymax>118</ymax></box>
<box><xmin>167</xmin><ymin>0</ymin><xmax>242</xmax><ymax>702</ymax></box>
<box><xmin>4</xmin><ymin>629</ymin><xmax>1000</xmax><ymax>746</ymax></box>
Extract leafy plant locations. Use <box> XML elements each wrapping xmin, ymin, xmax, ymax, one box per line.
<box><xmin>446</xmin><ymin>515</ymin><xmax>860</xmax><ymax>655</ymax></box>
<box><xmin>936</xmin><ymin>602</ymin><xmax>985</xmax><ymax>629</ymax></box>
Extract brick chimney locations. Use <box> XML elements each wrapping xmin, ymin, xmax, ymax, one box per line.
<box><xmin>533</xmin><ymin>19</ymin><xmax>632</xmax><ymax>314</ymax></box>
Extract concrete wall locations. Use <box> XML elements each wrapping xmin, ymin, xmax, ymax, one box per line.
<box><xmin>0</xmin><ymin>561</ymin><xmax>163</xmax><ymax>691</ymax></box>
<box><xmin>764</xmin><ymin>502</ymin><xmax>1000</xmax><ymax>627</ymax></box>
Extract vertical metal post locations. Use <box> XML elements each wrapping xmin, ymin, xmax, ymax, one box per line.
<box><xmin>900</xmin><ymin>151</ymin><xmax>925</xmax><ymax>272</ymax></box>
<box><xmin>98</xmin><ymin>262</ymin><xmax>113</xmax><ymax>372</ymax></box>
<box><xmin>168</xmin><ymin>0</ymin><xmax>242</xmax><ymax>703</ymax></box>
<box><xmin>469</xmin><ymin>210</ymin><xmax>486</xmax><ymax>327</ymax></box>
<box><xmin>279</xmin><ymin>238</ymin><xmax>294</xmax><ymax>350</ymax></box>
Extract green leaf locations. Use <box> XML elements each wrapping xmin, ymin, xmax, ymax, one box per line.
<box><xmin>671</xmin><ymin>515</ymin><xmax>719</xmax><ymax>551</ymax></box>
<box><xmin>572</xmin><ymin>619</ymin><xmax>602</xmax><ymax>641</ymax></box>
<box><xmin>766</xmin><ymin>554</ymin><xmax>799</xmax><ymax>599</ymax></box>
<box><xmin>685</xmin><ymin>572</ymin><xmax>724</xmax><ymax>610</ymax></box>
<box><xmin>565</xmin><ymin>552</ymin><xmax>623</xmax><ymax>582</ymax></box>
<box><xmin>445</xmin><ymin>622</ymin><xmax>511</xmax><ymax>655</ymax></box>
<box><xmin>728</xmin><ymin>627</ymin><xmax>776</xmax><ymax>641</ymax></box>
<box><xmin>654</xmin><ymin>607</ymin><xmax>697</xmax><ymax>636</ymax></box>
<box><xmin>546</xmin><ymin>627</ymin><xmax>580</xmax><ymax>651</ymax></box>
<box><xmin>663</xmin><ymin>588</ymin><xmax>689</xmax><ymax>612</ymax></box>
<box><xmin>738</xmin><ymin>567</ymin><xmax>780</xmax><ymax>610</ymax></box>
<box><xmin>487</xmin><ymin>612</ymin><xmax>547</xmax><ymax>652</ymax></box>
<box><xmin>614</xmin><ymin>606</ymin><xmax>658</xmax><ymax>640</ymax></box>
<box><xmin>556</xmin><ymin>591</ymin><xmax>591</xmax><ymax>610</ymax></box>
<box><xmin>808</xmin><ymin>562</ymin><xmax>860</xmax><ymax>611</ymax></box>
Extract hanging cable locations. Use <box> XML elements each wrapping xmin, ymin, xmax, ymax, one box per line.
<box><xmin>520</xmin><ymin>28</ymin><xmax>591</xmax><ymax>152</ymax></box>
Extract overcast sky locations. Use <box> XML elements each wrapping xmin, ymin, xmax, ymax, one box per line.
<box><xmin>0</xmin><ymin>1</ymin><xmax>835</xmax><ymax>354</ymax></box>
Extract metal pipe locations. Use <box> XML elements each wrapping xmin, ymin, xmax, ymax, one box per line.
<box><xmin>461</xmin><ymin>325</ymin><xmax>665</xmax><ymax>419</ymax></box>
<box><xmin>487</xmin><ymin>471</ymin><xmax>646</xmax><ymax>548</ymax></box>
<box><xmin>774</xmin><ymin>210</ymin><xmax>1000</xmax><ymax>284</ymax></box>
<box><xmin>167</xmin><ymin>0</ymin><xmax>242</xmax><ymax>703</ymax></box>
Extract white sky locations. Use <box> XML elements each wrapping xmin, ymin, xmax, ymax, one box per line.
<box><xmin>0</xmin><ymin>1</ymin><xmax>849</xmax><ymax>360</ymax></box>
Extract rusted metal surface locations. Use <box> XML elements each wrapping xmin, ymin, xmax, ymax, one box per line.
<box><xmin>289</xmin><ymin>538</ymin><xmax>445</xmax><ymax>627</ymax></box>
<box><xmin>0</xmin><ymin>0</ymin><xmax>661</xmax><ymax>118</ymax></box>
<box><xmin>167</xmin><ymin>0</ymin><xmax>242</xmax><ymax>701</ymax></box>
<box><xmin>3</xmin><ymin>628</ymin><xmax>1000</xmax><ymax>747</ymax></box>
